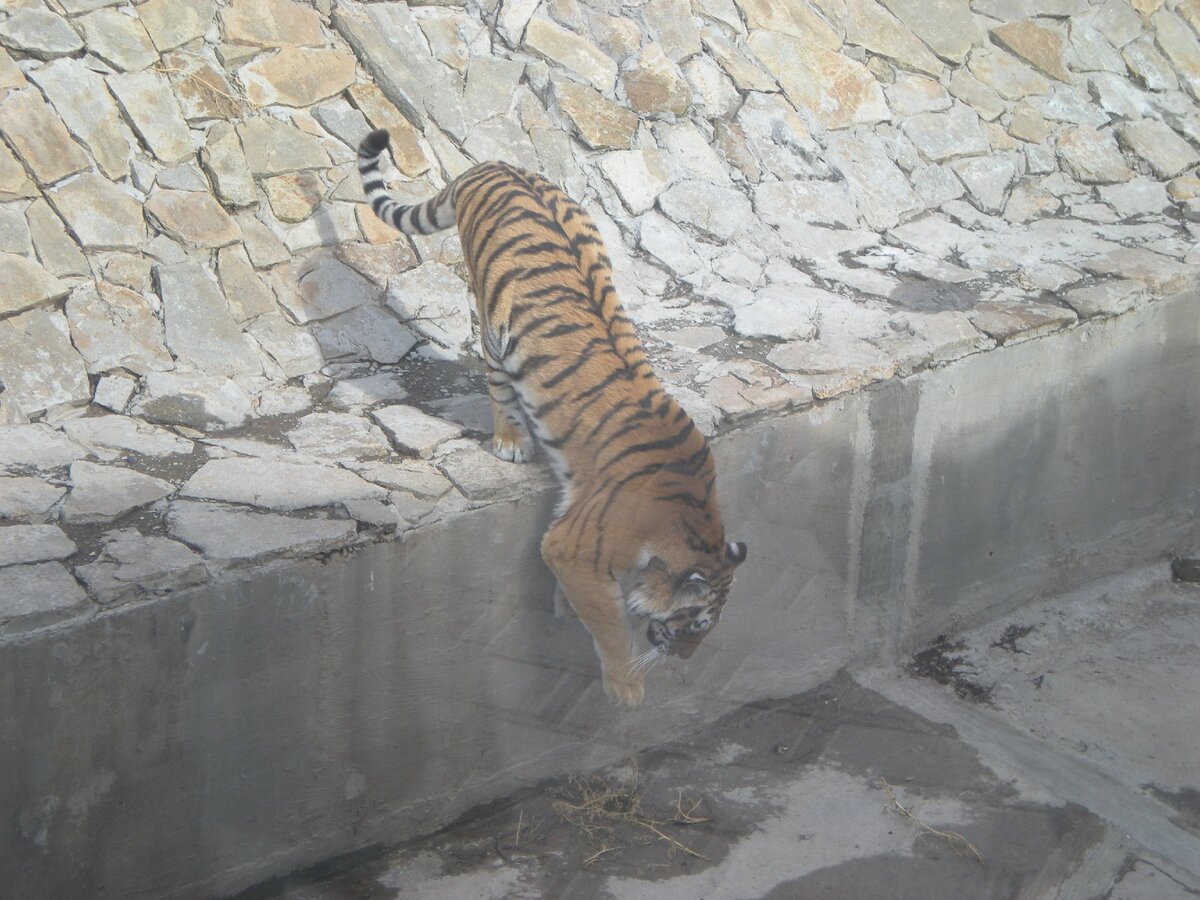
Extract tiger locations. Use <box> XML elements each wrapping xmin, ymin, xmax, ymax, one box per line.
<box><xmin>358</xmin><ymin>129</ymin><xmax>747</xmax><ymax>707</ymax></box>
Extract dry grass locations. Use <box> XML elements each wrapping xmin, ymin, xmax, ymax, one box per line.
<box><xmin>878</xmin><ymin>777</ymin><xmax>986</xmax><ymax>866</ymax></box>
<box><xmin>548</xmin><ymin>764</ymin><xmax>713</xmax><ymax>867</ymax></box>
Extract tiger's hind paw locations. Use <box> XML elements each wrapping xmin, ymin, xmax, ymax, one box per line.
<box><xmin>491</xmin><ymin>434</ymin><xmax>536</xmax><ymax>463</ymax></box>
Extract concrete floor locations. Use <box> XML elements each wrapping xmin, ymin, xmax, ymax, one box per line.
<box><xmin>242</xmin><ymin>569</ymin><xmax>1200</xmax><ymax>899</ymax></box>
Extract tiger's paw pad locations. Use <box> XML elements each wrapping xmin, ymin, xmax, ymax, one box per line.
<box><xmin>603</xmin><ymin>672</ymin><xmax>645</xmax><ymax>708</ymax></box>
<box><xmin>491</xmin><ymin>435</ymin><xmax>536</xmax><ymax>463</ymax></box>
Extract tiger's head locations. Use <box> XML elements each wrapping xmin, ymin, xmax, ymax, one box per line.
<box><xmin>624</xmin><ymin>540</ymin><xmax>748</xmax><ymax>659</ymax></box>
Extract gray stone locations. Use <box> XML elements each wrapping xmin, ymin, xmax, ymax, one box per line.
<box><xmin>76</xmin><ymin>529</ymin><xmax>207</xmax><ymax>605</ymax></box>
<box><xmin>1097</xmin><ymin>179</ymin><xmax>1171</xmax><ymax>217</ymax></box>
<box><xmin>1030</xmin><ymin>83</ymin><xmax>1111</xmax><ymax>128</ymax></box>
<box><xmin>0</xmin><ymin>89</ymin><xmax>90</xmax><ymax>185</ymax></box>
<box><xmin>1078</xmin><ymin>246</ymin><xmax>1197</xmax><ymax>292</ymax></box>
<box><xmin>428</xmin><ymin>394</ymin><xmax>493</xmax><ymax>433</ymax></box>
<box><xmin>326</xmin><ymin>373</ymin><xmax>410</xmax><ymax>411</ymax></box>
<box><xmin>144</xmin><ymin>190</ymin><xmax>242</xmax><ymax>248</ymax></box>
<box><xmin>285</xmin><ymin>412</ymin><xmax>393</xmax><ymax>462</ymax></box>
<box><xmin>902</xmin><ymin>105</ymin><xmax>991</xmax><ymax>163</ymax></box>
<box><xmin>309</xmin><ymin>305</ymin><xmax>419</xmax><ymax>365</ymax></box>
<box><xmin>238</xmin><ymin>215</ymin><xmax>290</xmax><ymax>268</ymax></box>
<box><xmin>991</xmin><ymin>19</ymin><xmax>1071</xmax><ymax>82</ymax></box>
<box><xmin>912</xmin><ymin>164</ymin><xmax>968</xmax><ymax>207</ymax></box>
<box><xmin>0</xmin><ymin>476</ymin><xmax>64</xmax><ymax>522</ymax></box>
<box><xmin>462</xmin><ymin>116</ymin><xmax>540</xmax><ymax>171</ymax></box>
<box><xmin>598</xmin><ymin>149</ymin><xmax>674</xmax><ymax>215</ymax></box>
<box><xmin>655</xmin><ymin>120</ymin><xmax>734</xmax><ymax>186</ymax></box>
<box><xmin>0</xmin><ymin>253</ymin><xmax>68</xmax><ymax>317</ymax></box>
<box><xmin>415</xmin><ymin>8</ymin><xmax>486</xmax><ymax>76</ymax></box>
<box><xmin>1117</xmin><ymin>119</ymin><xmax>1200</xmax><ymax>178</ymax></box>
<box><xmin>1087</xmin><ymin>72</ymin><xmax>1155</xmax><ymax>119</ymax></box>
<box><xmin>138</xmin><ymin>0</ymin><xmax>217</xmax><ymax>51</ymax></box>
<box><xmin>733</xmin><ymin>93</ymin><xmax>821</xmax><ymax>180</ymax></box>
<box><xmin>658</xmin><ymin>180</ymin><xmax>753</xmax><ymax>241</ymax></box>
<box><xmin>314</xmin><ymin>100</ymin><xmax>371</xmax><ymax>151</ymax></box>
<box><xmin>754</xmin><ymin>180</ymin><xmax>859</xmax><ymax>229</ymax></box>
<box><xmin>1151</xmin><ymin>9</ymin><xmax>1200</xmax><ymax>99</ymax></box>
<box><xmin>167</xmin><ymin>500</ymin><xmax>357</xmax><ymax>563</ymax></box>
<box><xmin>643</xmin><ymin>0</ymin><xmax>702</xmax><ymax>60</ymax></box>
<box><xmin>385</xmin><ymin>263</ymin><xmax>474</xmax><ymax>353</ymax></box>
<box><xmin>886</xmin><ymin>74</ymin><xmax>952</xmax><ymax>116</ymax></box>
<box><xmin>1068</xmin><ymin>17</ymin><xmax>1127</xmax><ymax>74</ymax></box>
<box><xmin>947</xmin><ymin>69</ymin><xmax>1007</xmax><ymax>121</ymax></box>
<box><xmin>108</xmin><ymin>71</ymin><xmax>194</xmax><ymax>165</ymax></box>
<box><xmin>130</xmin><ymin>372</ymin><xmax>254</xmax><ymax>431</ymax></box>
<box><xmin>61</xmin><ymin>414</ymin><xmax>193</xmax><ymax>458</ymax></box>
<box><xmin>733</xmin><ymin>0</ymin><xmax>840</xmax><ymax>47</ymax></box>
<box><xmin>246</xmin><ymin>314</ymin><xmax>324</xmax><ymax>378</ymax></box>
<box><xmin>64</xmin><ymin>282</ymin><xmax>173</xmax><ymax>376</ymax></box>
<box><xmin>524</xmin><ymin>16</ymin><xmax>617</xmax><ymax>92</ymax></box>
<box><xmin>0</xmin><ymin>140</ymin><xmax>36</xmax><ymax>203</ymax></box>
<box><xmin>968</xmin><ymin>297</ymin><xmax>1078</xmax><ymax>343</ymax></box>
<box><xmin>837</xmin><ymin>0</ymin><xmax>944</xmax><ymax>76</ymax></box>
<box><xmin>182</xmin><ymin>457</ymin><xmax>387</xmax><ymax>510</ymax></box>
<box><xmin>1093</xmin><ymin>0</ymin><xmax>1143</xmax><ymax>47</ymax></box>
<box><xmin>729</xmin><ymin>283</ymin><xmax>823</xmax><ymax>341</ymax></box>
<box><xmin>0</xmin><ymin>424</ymin><xmax>89</xmax><ymax>471</ymax></box>
<box><xmin>281</xmin><ymin>254</ymin><xmax>379</xmax><ymax>324</ymax></box>
<box><xmin>701</xmin><ymin>27</ymin><xmax>777</xmax><ymax>92</ymax></box>
<box><xmin>281</xmin><ymin>202</ymin><xmax>361</xmax><ymax>254</ymax></box>
<box><xmin>767</xmin><ymin>337</ymin><xmax>896</xmax><ymax>398</ymax></box>
<box><xmin>0</xmin><ymin>523</ymin><xmax>76</xmax><ymax>567</ymax></box>
<box><xmin>436</xmin><ymin>444</ymin><xmax>551</xmax><ymax>504</ymax></box>
<box><xmin>200</xmin><ymin>122</ymin><xmax>258</xmax><ymax>209</ymax></box>
<box><xmin>889</xmin><ymin>214</ymin><xmax>979</xmax><ymax>258</ymax></box>
<box><xmin>155</xmin><ymin>165</ymin><xmax>209</xmax><ymax>193</ymax></box>
<box><xmin>370</xmin><ymin>405</ymin><xmax>464</xmax><ymax>458</ymax></box>
<box><xmin>333</xmin><ymin>2</ymin><xmax>464</xmax><ymax>139</ymax></box>
<box><xmin>238</xmin><ymin>117</ymin><xmax>331</xmax><ymax>177</ymax></box>
<box><xmin>824</xmin><ymin>131</ymin><xmax>920</xmax><ymax>231</ymax></box>
<box><xmin>216</xmin><ymin>245</ymin><xmax>277</xmax><ymax>323</ymax></box>
<box><xmin>349</xmin><ymin>459</ymin><xmax>452</xmax><ymax>499</ymax></box>
<box><xmin>157</xmin><ymin>262</ymin><xmax>262</xmax><ymax>378</ymax></box>
<box><xmin>967</xmin><ymin>46</ymin><xmax>1051</xmax><ymax>100</ymax></box>
<box><xmin>93</xmin><ymin>374</ymin><xmax>137</xmax><ymax>413</ymax></box>
<box><xmin>0</xmin><ymin>309</ymin><xmax>90</xmax><ymax>415</ymax></box>
<box><xmin>0</xmin><ymin>562</ymin><xmax>88</xmax><ymax>634</ymax></box>
<box><xmin>48</xmin><ymin>174</ymin><xmax>146</xmax><ymax>251</ymax></box>
<box><xmin>1123</xmin><ymin>35</ymin><xmax>1179</xmax><ymax>92</ymax></box>
<box><xmin>30</xmin><ymin>59</ymin><xmax>132</xmax><ymax>181</ymax></box>
<box><xmin>1063</xmin><ymin>280</ymin><xmax>1145</xmax><ymax>319</ymax></box>
<box><xmin>1056</xmin><ymin>127</ymin><xmax>1134</xmax><ymax>184</ymax></box>
<box><xmin>747</xmin><ymin>31</ymin><xmax>889</xmax><ymax>130</ymax></box>
<box><xmin>61</xmin><ymin>461</ymin><xmax>174</xmax><ymax>525</ymax></box>
<box><xmin>682</xmin><ymin>56</ymin><xmax>740</xmax><ymax>119</ymax></box>
<box><xmin>0</xmin><ymin>10</ymin><xmax>83</xmax><ymax>59</ymax></box>
<box><xmin>27</xmin><ymin>199</ymin><xmax>90</xmax><ymax>280</ymax></box>
<box><xmin>1003</xmin><ymin>181</ymin><xmax>1063</xmax><ymax>223</ymax></box>
<box><xmin>79</xmin><ymin>8</ymin><xmax>158</xmax><ymax>71</ymax></box>
<box><xmin>638</xmin><ymin>212</ymin><xmax>703</xmax><ymax>278</ymax></box>
<box><xmin>877</xmin><ymin>0</ymin><xmax>985</xmax><ymax>63</ymax></box>
<box><xmin>952</xmin><ymin>155</ymin><xmax>1018</xmax><ymax>214</ymax></box>
<box><xmin>877</xmin><ymin>310</ymin><xmax>990</xmax><ymax>375</ymax></box>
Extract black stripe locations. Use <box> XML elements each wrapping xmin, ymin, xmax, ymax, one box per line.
<box><xmin>541</xmin><ymin>338</ymin><xmax>607</xmax><ymax>389</ymax></box>
<box><xmin>362</xmin><ymin>177</ymin><xmax>385</xmax><ymax>193</ymax></box>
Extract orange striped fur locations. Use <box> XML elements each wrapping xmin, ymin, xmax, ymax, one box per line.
<box><xmin>359</xmin><ymin>130</ymin><xmax>746</xmax><ymax>706</ymax></box>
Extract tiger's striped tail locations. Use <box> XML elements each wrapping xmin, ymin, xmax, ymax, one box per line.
<box><xmin>357</xmin><ymin>128</ymin><xmax>457</xmax><ymax>235</ymax></box>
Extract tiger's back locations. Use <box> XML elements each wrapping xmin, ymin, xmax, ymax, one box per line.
<box><xmin>359</xmin><ymin>130</ymin><xmax>746</xmax><ymax>706</ymax></box>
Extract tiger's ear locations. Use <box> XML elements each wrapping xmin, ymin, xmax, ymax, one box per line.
<box><xmin>727</xmin><ymin>542</ymin><xmax>747</xmax><ymax>566</ymax></box>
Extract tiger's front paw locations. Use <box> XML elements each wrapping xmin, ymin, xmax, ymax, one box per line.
<box><xmin>602</xmin><ymin>669</ymin><xmax>645</xmax><ymax>708</ymax></box>
<box><xmin>491</xmin><ymin>433</ymin><xmax>536</xmax><ymax>463</ymax></box>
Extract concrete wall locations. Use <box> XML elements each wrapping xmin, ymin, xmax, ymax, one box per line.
<box><xmin>2</xmin><ymin>292</ymin><xmax>1198</xmax><ymax>898</ymax></box>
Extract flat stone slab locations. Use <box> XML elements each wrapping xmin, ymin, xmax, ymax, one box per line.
<box><xmin>61</xmin><ymin>461</ymin><xmax>175</xmax><ymax>525</ymax></box>
<box><xmin>167</xmin><ymin>501</ymin><xmax>358</xmax><ymax>562</ymax></box>
<box><xmin>285</xmin><ymin>412</ymin><xmax>393</xmax><ymax>462</ymax></box>
<box><xmin>0</xmin><ymin>476</ymin><xmax>66</xmax><ymax>522</ymax></box>
<box><xmin>181</xmin><ymin>457</ymin><xmax>388</xmax><ymax>510</ymax></box>
<box><xmin>60</xmin><ymin>414</ymin><xmax>193</xmax><ymax>458</ymax></box>
<box><xmin>436</xmin><ymin>445</ymin><xmax>552</xmax><ymax>504</ymax></box>
<box><xmin>0</xmin><ymin>562</ymin><xmax>89</xmax><ymax>634</ymax></box>
<box><xmin>0</xmin><ymin>252</ymin><xmax>68</xmax><ymax>317</ymax></box>
<box><xmin>0</xmin><ymin>523</ymin><xmax>77</xmax><ymax>567</ymax></box>
<box><xmin>47</xmin><ymin>173</ymin><xmax>147</xmax><ymax>250</ymax></box>
<box><xmin>0</xmin><ymin>308</ymin><xmax>91</xmax><ymax>415</ymax></box>
<box><xmin>370</xmin><ymin>405</ymin><xmax>464</xmax><ymax>458</ymax></box>
<box><xmin>75</xmin><ymin>529</ymin><xmax>207</xmax><ymax>605</ymax></box>
<box><xmin>129</xmin><ymin>372</ymin><xmax>253</xmax><ymax>431</ymax></box>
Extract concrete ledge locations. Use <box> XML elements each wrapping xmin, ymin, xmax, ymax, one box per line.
<box><xmin>2</xmin><ymin>291</ymin><xmax>1198</xmax><ymax>898</ymax></box>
